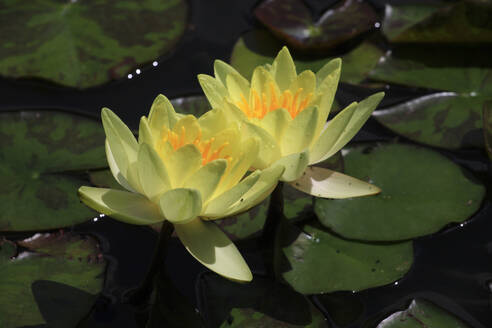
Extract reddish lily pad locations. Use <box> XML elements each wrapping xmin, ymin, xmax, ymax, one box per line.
<box><xmin>255</xmin><ymin>0</ymin><xmax>378</xmax><ymax>51</ymax></box>
<box><xmin>197</xmin><ymin>273</ymin><xmax>328</xmax><ymax>327</ymax></box>
<box><xmin>0</xmin><ymin>232</ymin><xmax>106</xmax><ymax>328</ymax></box>
<box><xmin>377</xmin><ymin>298</ymin><xmax>471</xmax><ymax>328</ymax></box>
<box><xmin>0</xmin><ymin>0</ymin><xmax>188</xmax><ymax>88</ymax></box>
<box><xmin>0</xmin><ymin>110</ymin><xmax>106</xmax><ymax>231</ymax></box>
<box><xmin>314</xmin><ymin>143</ymin><xmax>485</xmax><ymax>241</ymax></box>
<box><xmin>275</xmin><ymin>220</ymin><xmax>413</xmax><ymax>295</ymax></box>
<box><xmin>230</xmin><ymin>28</ymin><xmax>383</xmax><ymax>84</ymax></box>
<box><xmin>373</xmin><ymin>92</ymin><xmax>484</xmax><ymax>149</ymax></box>
<box><xmin>382</xmin><ymin>1</ymin><xmax>492</xmax><ymax>43</ymax></box>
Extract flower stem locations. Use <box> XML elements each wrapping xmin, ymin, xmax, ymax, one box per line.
<box><xmin>260</xmin><ymin>181</ymin><xmax>285</xmax><ymax>276</ymax></box>
<box><xmin>124</xmin><ymin>220</ymin><xmax>174</xmax><ymax>306</ymax></box>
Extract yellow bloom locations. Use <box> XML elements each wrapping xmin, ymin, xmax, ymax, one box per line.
<box><xmin>78</xmin><ymin>95</ymin><xmax>284</xmax><ymax>281</ymax></box>
<box><xmin>198</xmin><ymin>47</ymin><xmax>384</xmax><ymax>198</ymax></box>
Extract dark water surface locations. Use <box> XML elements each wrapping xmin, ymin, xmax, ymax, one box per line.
<box><xmin>1</xmin><ymin>0</ymin><xmax>491</xmax><ymax>327</ymax></box>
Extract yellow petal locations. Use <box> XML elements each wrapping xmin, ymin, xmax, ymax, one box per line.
<box><xmin>280</xmin><ymin>106</ymin><xmax>319</xmax><ymax>155</ymax></box>
<box><xmin>223</xmin><ymin>165</ymin><xmax>284</xmax><ymax>217</ymax></box>
<box><xmin>290</xmin><ymin>166</ymin><xmax>381</xmax><ymax>198</ymax></box>
<box><xmin>250</xmin><ymin>66</ymin><xmax>276</xmax><ymax>105</ymax></box>
<box><xmin>241</xmin><ymin>122</ymin><xmax>281</xmax><ymax>169</ymax></box>
<box><xmin>315</xmin><ymin>58</ymin><xmax>342</xmax><ymax>134</ymax></box>
<box><xmin>310</xmin><ymin>92</ymin><xmax>384</xmax><ymax>164</ymax></box>
<box><xmin>148</xmin><ymin>94</ymin><xmax>179</xmax><ymax>134</ymax></box>
<box><xmin>203</xmin><ymin>171</ymin><xmax>261</xmax><ymax>218</ymax></box>
<box><xmin>175</xmin><ymin>218</ymin><xmax>252</xmax><ymax>282</ymax></box>
<box><xmin>137</xmin><ymin>143</ymin><xmax>171</xmax><ymax>202</ymax></box>
<box><xmin>138</xmin><ymin>116</ymin><xmax>153</xmax><ymax>146</ymax></box>
<box><xmin>226</xmin><ymin>73</ymin><xmax>251</xmax><ymax>104</ymax></box>
<box><xmin>101</xmin><ymin>108</ymin><xmax>140</xmax><ymax>191</ymax></box>
<box><xmin>159</xmin><ymin>188</ymin><xmax>202</xmax><ymax>224</ymax></box>
<box><xmin>258</xmin><ymin>108</ymin><xmax>291</xmax><ymax>144</ymax></box>
<box><xmin>215</xmin><ymin>137</ymin><xmax>259</xmax><ymax>194</ymax></box>
<box><xmin>78</xmin><ymin>186</ymin><xmax>163</xmax><ymax>225</ymax></box>
<box><xmin>198</xmin><ymin>108</ymin><xmax>229</xmax><ymax>140</ymax></box>
<box><xmin>184</xmin><ymin>159</ymin><xmax>227</xmax><ymax>203</ymax></box>
<box><xmin>214</xmin><ymin>59</ymin><xmax>250</xmax><ymax>88</ymax></box>
<box><xmin>271</xmin><ymin>46</ymin><xmax>297</xmax><ymax>91</ymax></box>
<box><xmin>288</xmin><ymin>70</ymin><xmax>316</xmax><ymax>101</ymax></box>
<box><xmin>171</xmin><ymin>115</ymin><xmax>201</xmax><ymax>144</ymax></box>
<box><xmin>198</xmin><ymin>74</ymin><xmax>229</xmax><ymax>108</ymax></box>
<box><xmin>105</xmin><ymin>140</ymin><xmax>135</xmax><ymax>192</ymax></box>
<box><xmin>167</xmin><ymin>144</ymin><xmax>202</xmax><ymax>187</ymax></box>
<box><xmin>273</xmin><ymin>150</ymin><xmax>309</xmax><ymax>182</ymax></box>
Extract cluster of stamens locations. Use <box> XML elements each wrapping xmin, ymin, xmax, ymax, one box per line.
<box><xmin>163</xmin><ymin>126</ymin><xmax>231</xmax><ymax>165</ymax></box>
<box><xmin>236</xmin><ymin>82</ymin><xmax>313</xmax><ymax>119</ymax></box>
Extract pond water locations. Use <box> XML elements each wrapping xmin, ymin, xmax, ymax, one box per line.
<box><xmin>0</xmin><ymin>0</ymin><xmax>491</xmax><ymax>327</ymax></box>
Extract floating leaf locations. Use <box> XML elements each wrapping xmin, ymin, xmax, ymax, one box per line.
<box><xmin>230</xmin><ymin>29</ymin><xmax>383</xmax><ymax>84</ymax></box>
<box><xmin>382</xmin><ymin>2</ymin><xmax>492</xmax><ymax>43</ymax></box>
<box><xmin>376</xmin><ymin>298</ymin><xmax>471</xmax><ymax>327</ymax></box>
<box><xmin>89</xmin><ymin>169</ymin><xmax>123</xmax><ymax>191</ymax></box>
<box><xmin>484</xmin><ymin>100</ymin><xmax>492</xmax><ymax>160</ymax></box>
<box><xmin>373</xmin><ymin>92</ymin><xmax>484</xmax><ymax>149</ymax></box>
<box><xmin>197</xmin><ymin>273</ymin><xmax>328</xmax><ymax>327</ymax></box>
<box><xmin>275</xmin><ymin>221</ymin><xmax>413</xmax><ymax>295</ymax></box>
<box><xmin>0</xmin><ymin>233</ymin><xmax>106</xmax><ymax>328</ymax></box>
<box><xmin>370</xmin><ymin>45</ymin><xmax>492</xmax><ymax>95</ymax></box>
<box><xmin>0</xmin><ymin>0</ymin><xmax>188</xmax><ymax>88</ymax></box>
<box><xmin>254</xmin><ymin>0</ymin><xmax>378</xmax><ymax>51</ymax></box>
<box><xmin>315</xmin><ymin>143</ymin><xmax>485</xmax><ymax>241</ymax></box>
<box><xmin>370</xmin><ymin>46</ymin><xmax>492</xmax><ymax>149</ymax></box>
<box><xmin>0</xmin><ymin>110</ymin><xmax>106</xmax><ymax>231</ymax></box>
<box><xmin>216</xmin><ymin>153</ymin><xmax>343</xmax><ymax>241</ymax></box>
<box><xmin>171</xmin><ymin>95</ymin><xmax>211</xmax><ymax>117</ymax></box>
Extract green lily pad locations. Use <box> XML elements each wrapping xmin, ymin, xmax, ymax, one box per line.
<box><xmin>0</xmin><ymin>110</ymin><xmax>106</xmax><ymax>231</ymax></box>
<box><xmin>254</xmin><ymin>0</ymin><xmax>378</xmax><ymax>51</ymax></box>
<box><xmin>315</xmin><ymin>143</ymin><xmax>485</xmax><ymax>241</ymax></box>
<box><xmin>0</xmin><ymin>232</ymin><xmax>106</xmax><ymax>328</ymax></box>
<box><xmin>0</xmin><ymin>0</ymin><xmax>188</xmax><ymax>88</ymax></box>
<box><xmin>89</xmin><ymin>168</ymin><xmax>123</xmax><ymax>191</ymax></box>
<box><xmin>376</xmin><ymin>298</ymin><xmax>471</xmax><ymax>328</ymax></box>
<box><xmin>171</xmin><ymin>95</ymin><xmax>211</xmax><ymax>117</ymax></box>
<box><xmin>230</xmin><ymin>28</ymin><xmax>383</xmax><ymax>84</ymax></box>
<box><xmin>369</xmin><ymin>46</ymin><xmax>492</xmax><ymax>95</ymax></box>
<box><xmin>275</xmin><ymin>221</ymin><xmax>413</xmax><ymax>295</ymax></box>
<box><xmin>197</xmin><ymin>273</ymin><xmax>328</xmax><ymax>327</ymax></box>
<box><xmin>373</xmin><ymin>92</ymin><xmax>484</xmax><ymax>149</ymax></box>
<box><xmin>484</xmin><ymin>100</ymin><xmax>492</xmax><ymax>160</ymax></box>
<box><xmin>382</xmin><ymin>1</ymin><xmax>492</xmax><ymax>43</ymax></box>
<box><xmin>216</xmin><ymin>153</ymin><xmax>343</xmax><ymax>241</ymax></box>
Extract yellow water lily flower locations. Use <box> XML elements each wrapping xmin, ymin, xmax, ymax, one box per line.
<box><xmin>198</xmin><ymin>47</ymin><xmax>384</xmax><ymax>198</ymax></box>
<box><xmin>78</xmin><ymin>95</ymin><xmax>284</xmax><ymax>282</ymax></box>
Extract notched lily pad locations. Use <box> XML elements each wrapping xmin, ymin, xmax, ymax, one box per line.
<box><xmin>382</xmin><ymin>1</ymin><xmax>492</xmax><ymax>43</ymax></box>
<box><xmin>0</xmin><ymin>110</ymin><xmax>106</xmax><ymax>231</ymax></box>
<box><xmin>0</xmin><ymin>0</ymin><xmax>188</xmax><ymax>88</ymax></box>
<box><xmin>373</xmin><ymin>92</ymin><xmax>484</xmax><ymax>149</ymax></box>
<box><xmin>230</xmin><ymin>28</ymin><xmax>383</xmax><ymax>84</ymax></box>
<box><xmin>377</xmin><ymin>298</ymin><xmax>471</xmax><ymax>327</ymax></box>
<box><xmin>255</xmin><ymin>0</ymin><xmax>378</xmax><ymax>51</ymax></box>
<box><xmin>197</xmin><ymin>272</ymin><xmax>328</xmax><ymax>327</ymax></box>
<box><xmin>315</xmin><ymin>143</ymin><xmax>485</xmax><ymax>241</ymax></box>
<box><xmin>171</xmin><ymin>95</ymin><xmax>211</xmax><ymax>117</ymax></box>
<box><xmin>0</xmin><ymin>232</ymin><xmax>106</xmax><ymax>328</ymax></box>
<box><xmin>216</xmin><ymin>153</ymin><xmax>343</xmax><ymax>241</ymax></box>
<box><xmin>275</xmin><ymin>220</ymin><xmax>413</xmax><ymax>295</ymax></box>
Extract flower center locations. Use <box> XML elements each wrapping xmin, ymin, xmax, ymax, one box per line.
<box><xmin>163</xmin><ymin>126</ymin><xmax>230</xmax><ymax>165</ymax></box>
<box><xmin>236</xmin><ymin>83</ymin><xmax>313</xmax><ymax>119</ymax></box>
